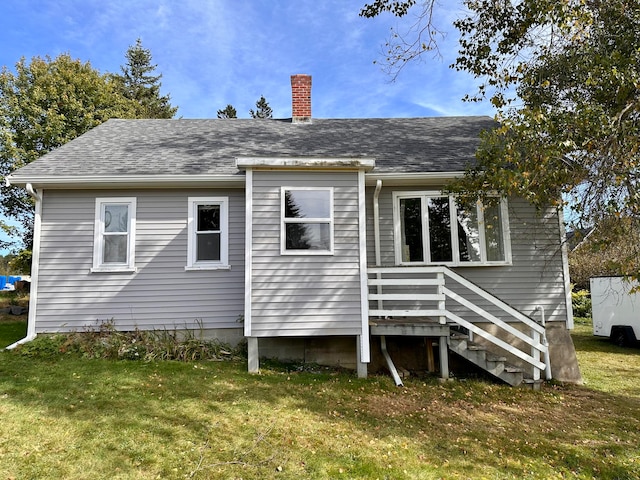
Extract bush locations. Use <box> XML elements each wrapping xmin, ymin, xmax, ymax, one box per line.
<box><xmin>12</xmin><ymin>320</ymin><xmax>244</xmax><ymax>361</ymax></box>
<box><xmin>572</xmin><ymin>288</ymin><xmax>592</xmax><ymax>318</ymax></box>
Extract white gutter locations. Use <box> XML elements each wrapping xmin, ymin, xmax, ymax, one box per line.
<box><xmin>365</xmin><ymin>171</ymin><xmax>463</xmax><ymax>186</ymax></box>
<box><xmin>5</xmin><ymin>174</ymin><xmax>245</xmax><ymax>189</ymax></box>
<box><xmin>5</xmin><ymin>183</ymin><xmax>41</xmax><ymax>349</ymax></box>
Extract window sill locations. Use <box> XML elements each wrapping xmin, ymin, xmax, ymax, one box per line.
<box><xmin>280</xmin><ymin>250</ymin><xmax>334</xmax><ymax>256</ymax></box>
<box><xmin>396</xmin><ymin>261</ymin><xmax>512</xmax><ymax>268</ymax></box>
<box><xmin>90</xmin><ymin>267</ymin><xmax>137</xmax><ymax>274</ymax></box>
<box><xmin>185</xmin><ymin>265</ymin><xmax>231</xmax><ymax>271</ymax></box>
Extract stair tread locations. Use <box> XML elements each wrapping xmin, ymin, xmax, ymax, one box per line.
<box><xmin>449</xmin><ymin>333</ymin><xmax>469</xmax><ymax>340</ymax></box>
<box><xmin>504</xmin><ymin>365</ymin><xmax>524</xmax><ymax>373</ymax></box>
<box><xmin>486</xmin><ymin>355</ymin><xmax>507</xmax><ymax>362</ymax></box>
<box><xmin>467</xmin><ymin>344</ymin><xmax>487</xmax><ymax>351</ymax></box>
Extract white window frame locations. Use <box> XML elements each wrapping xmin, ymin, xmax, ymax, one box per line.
<box><xmin>392</xmin><ymin>191</ymin><xmax>512</xmax><ymax>267</ymax></box>
<box><xmin>281</xmin><ymin>187</ymin><xmax>334</xmax><ymax>255</ymax></box>
<box><xmin>186</xmin><ymin>196</ymin><xmax>230</xmax><ymax>270</ymax></box>
<box><xmin>92</xmin><ymin>197</ymin><xmax>137</xmax><ymax>273</ymax></box>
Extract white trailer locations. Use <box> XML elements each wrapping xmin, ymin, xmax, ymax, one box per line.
<box><xmin>591</xmin><ymin>276</ymin><xmax>640</xmax><ymax>346</ymax></box>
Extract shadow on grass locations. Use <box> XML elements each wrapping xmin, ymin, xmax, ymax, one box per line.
<box><xmin>0</xmin><ymin>317</ymin><xmax>27</xmax><ymax>348</ymax></box>
<box><xmin>572</xmin><ymin>329</ymin><xmax>640</xmax><ymax>355</ymax></box>
<box><xmin>1</xmin><ymin>350</ymin><xmax>640</xmax><ymax>479</ymax></box>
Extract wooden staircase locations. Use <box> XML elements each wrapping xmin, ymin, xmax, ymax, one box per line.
<box><xmin>448</xmin><ymin>331</ymin><xmax>524</xmax><ymax>386</ymax></box>
<box><xmin>368</xmin><ymin>266</ymin><xmax>550</xmax><ymax>387</ymax></box>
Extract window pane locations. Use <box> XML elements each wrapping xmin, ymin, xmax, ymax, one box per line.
<box><xmin>104</xmin><ymin>205</ymin><xmax>128</xmax><ymax>233</ymax></box>
<box><xmin>457</xmin><ymin>203</ymin><xmax>481</xmax><ymax>262</ymax></box>
<box><xmin>286</xmin><ymin>223</ymin><xmax>330</xmax><ymax>250</ymax></box>
<box><xmin>428</xmin><ymin>197</ymin><xmax>452</xmax><ymax>262</ymax></box>
<box><xmin>198</xmin><ymin>205</ymin><xmax>220</xmax><ymax>232</ymax></box>
<box><xmin>285</xmin><ymin>190</ymin><xmax>330</xmax><ymax>218</ymax></box>
<box><xmin>484</xmin><ymin>203</ymin><xmax>505</xmax><ymax>261</ymax></box>
<box><xmin>103</xmin><ymin>235</ymin><xmax>127</xmax><ymax>263</ymax></box>
<box><xmin>400</xmin><ymin>198</ymin><xmax>424</xmax><ymax>262</ymax></box>
<box><xmin>197</xmin><ymin>232</ymin><xmax>221</xmax><ymax>261</ymax></box>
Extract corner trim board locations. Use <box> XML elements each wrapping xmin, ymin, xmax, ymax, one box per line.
<box><xmin>358</xmin><ymin>170</ymin><xmax>371</xmax><ymax>363</ymax></box>
<box><xmin>244</xmin><ymin>168</ymin><xmax>253</xmax><ymax>336</ymax></box>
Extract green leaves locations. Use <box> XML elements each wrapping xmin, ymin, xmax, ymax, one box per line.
<box><xmin>1</xmin><ymin>42</ymin><xmax>177</xmax><ymax>251</ymax></box>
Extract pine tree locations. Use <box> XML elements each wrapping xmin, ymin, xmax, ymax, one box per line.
<box><xmin>249</xmin><ymin>95</ymin><xmax>273</xmax><ymax>119</ymax></box>
<box><xmin>115</xmin><ymin>38</ymin><xmax>178</xmax><ymax>118</ymax></box>
<box><xmin>217</xmin><ymin>104</ymin><xmax>237</xmax><ymax>119</ymax></box>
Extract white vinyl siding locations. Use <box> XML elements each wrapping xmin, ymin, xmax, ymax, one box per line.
<box><xmin>34</xmin><ymin>189</ymin><xmax>245</xmax><ymax>333</ymax></box>
<box><xmin>250</xmin><ymin>171</ymin><xmax>362</xmax><ymax>337</ymax></box>
<box><xmin>368</xmin><ymin>186</ymin><xmax>568</xmax><ymax>324</ymax></box>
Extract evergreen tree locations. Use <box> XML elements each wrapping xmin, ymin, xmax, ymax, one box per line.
<box><xmin>249</xmin><ymin>95</ymin><xmax>273</xmax><ymax>119</ymax></box>
<box><xmin>217</xmin><ymin>104</ymin><xmax>237</xmax><ymax>119</ymax></box>
<box><xmin>114</xmin><ymin>38</ymin><xmax>178</xmax><ymax>118</ymax></box>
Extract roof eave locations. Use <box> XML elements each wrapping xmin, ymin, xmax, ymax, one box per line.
<box><xmin>364</xmin><ymin>171</ymin><xmax>463</xmax><ymax>186</ymax></box>
<box><xmin>5</xmin><ymin>174</ymin><xmax>245</xmax><ymax>189</ymax></box>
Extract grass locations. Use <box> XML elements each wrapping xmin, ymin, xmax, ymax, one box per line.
<box><xmin>0</xmin><ymin>318</ymin><xmax>639</xmax><ymax>479</ymax></box>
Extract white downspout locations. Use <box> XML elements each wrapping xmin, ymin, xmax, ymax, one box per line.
<box><xmin>535</xmin><ymin>305</ymin><xmax>553</xmax><ymax>380</ymax></box>
<box><xmin>373</xmin><ymin>180</ymin><xmax>383</xmax><ymax>310</ymax></box>
<box><xmin>5</xmin><ymin>183</ymin><xmax>41</xmax><ymax>349</ymax></box>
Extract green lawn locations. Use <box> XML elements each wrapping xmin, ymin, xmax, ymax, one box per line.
<box><xmin>0</xmin><ymin>318</ymin><xmax>639</xmax><ymax>479</ymax></box>
<box><xmin>0</xmin><ymin>317</ymin><xmax>27</xmax><ymax>347</ymax></box>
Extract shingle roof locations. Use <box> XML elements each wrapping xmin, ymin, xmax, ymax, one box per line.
<box><xmin>10</xmin><ymin>116</ymin><xmax>495</xmax><ymax>179</ymax></box>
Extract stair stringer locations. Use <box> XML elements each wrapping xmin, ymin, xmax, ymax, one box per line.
<box><xmin>448</xmin><ymin>334</ymin><xmax>524</xmax><ymax>386</ymax></box>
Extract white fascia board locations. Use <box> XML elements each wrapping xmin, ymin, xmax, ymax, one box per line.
<box><xmin>236</xmin><ymin>157</ymin><xmax>376</xmax><ymax>171</ymax></box>
<box><xmin>5</xmin><ymin>174</ymin><xmax>245</xmax><ymax>189</ymax></box>
<box><xmin>364</xmin><ymin>171</ymin><xmax>463</xmax><ymax>186</ymax></box>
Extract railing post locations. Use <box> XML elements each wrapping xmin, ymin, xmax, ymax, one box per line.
<box><xmin>532</xmin><ymin>328</ymin><xmax>541</xmax><ymax>381</ymax></box>
<box><xmin>437</xmin><ymin>272</ymin><xmax>446</xmax><ymax>324</ymax></box>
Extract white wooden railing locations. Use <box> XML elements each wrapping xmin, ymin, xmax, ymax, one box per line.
<box><xmin>368</xmin><ymin>266</ymin><xmax>548</xmax><ymax>380</ymax></box>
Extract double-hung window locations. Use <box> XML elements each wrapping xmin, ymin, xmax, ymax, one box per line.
<box><xmin>92</xmin><ymin>197</ymin><xmax>136</xmax><ymax>272</ymax></box>
<box><xmin>281</xmin><ymin>187</ymin><xmax>334</xmax><ymax>254</ymax></box>
<box><xmin>186</xmin><ymin>197</ymin><xmax>229</xmax><ymax>270</ymax></box>
<box><xmin>394</xmin><ymin>192</ymin><xmax>511</xmax><ymax>266</ymax></box>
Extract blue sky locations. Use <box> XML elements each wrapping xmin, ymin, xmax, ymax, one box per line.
<box><xmin>1</xmin><ymin>0</ymin><xmax>495</xmax><ymax>120</ymax></box>
<box><xmin>0</xmin><ymin>1</ymin><xmax>496</xmax><ymax>253</ymax></box>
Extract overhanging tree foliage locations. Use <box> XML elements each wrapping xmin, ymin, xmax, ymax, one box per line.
<box><xmin>362</xmin><ymin>0</ymin><xmax>640</xmax><ymax>278</ymax></box>
<box><xmin>0</xmin><ymin>54</ymin><xmax>139</xmax><ymax>249</ymax></box>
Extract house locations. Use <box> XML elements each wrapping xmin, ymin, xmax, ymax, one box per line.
<box><xmin>6</xmin><ymin>74</ymin><xmax>582</xmax><ymax>385</ymax></box>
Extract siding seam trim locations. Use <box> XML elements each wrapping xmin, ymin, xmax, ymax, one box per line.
<box><xmin>244</xmin><ymin>169</ymin><xmax>253</xmax><ymax>336</ymax></box>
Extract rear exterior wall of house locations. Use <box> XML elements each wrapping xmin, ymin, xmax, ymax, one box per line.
<box><xmin>365</xmin><ymin>186</ymin><xmax>569</xmax><ymax>325</ymax></box>
<box><xmin>33</xmin><ymin>188</ymin><xmax>246</xmax><ymax>333</ymax></box>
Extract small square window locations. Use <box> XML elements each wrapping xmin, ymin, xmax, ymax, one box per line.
<box><xmin>281</xmin><ymin>188</ymin><xmax>334</xmax><ymax>255</ymax></box>
<box><xmin>187</xmin><ymin>197</ymin><xmax>229</xmax><ymax>270</ymax></box>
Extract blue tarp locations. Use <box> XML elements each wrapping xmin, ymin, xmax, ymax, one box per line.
<box><xmin>0</xmin><ymin>276</ymin><xmax>21</xmax><ymax>290</ymax></box>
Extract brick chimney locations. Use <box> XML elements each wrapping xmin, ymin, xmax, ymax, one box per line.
<box><xmin>291</xmin><ymin>74</ymin><xmax>312</xmax><ymax>123</ymax></box>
